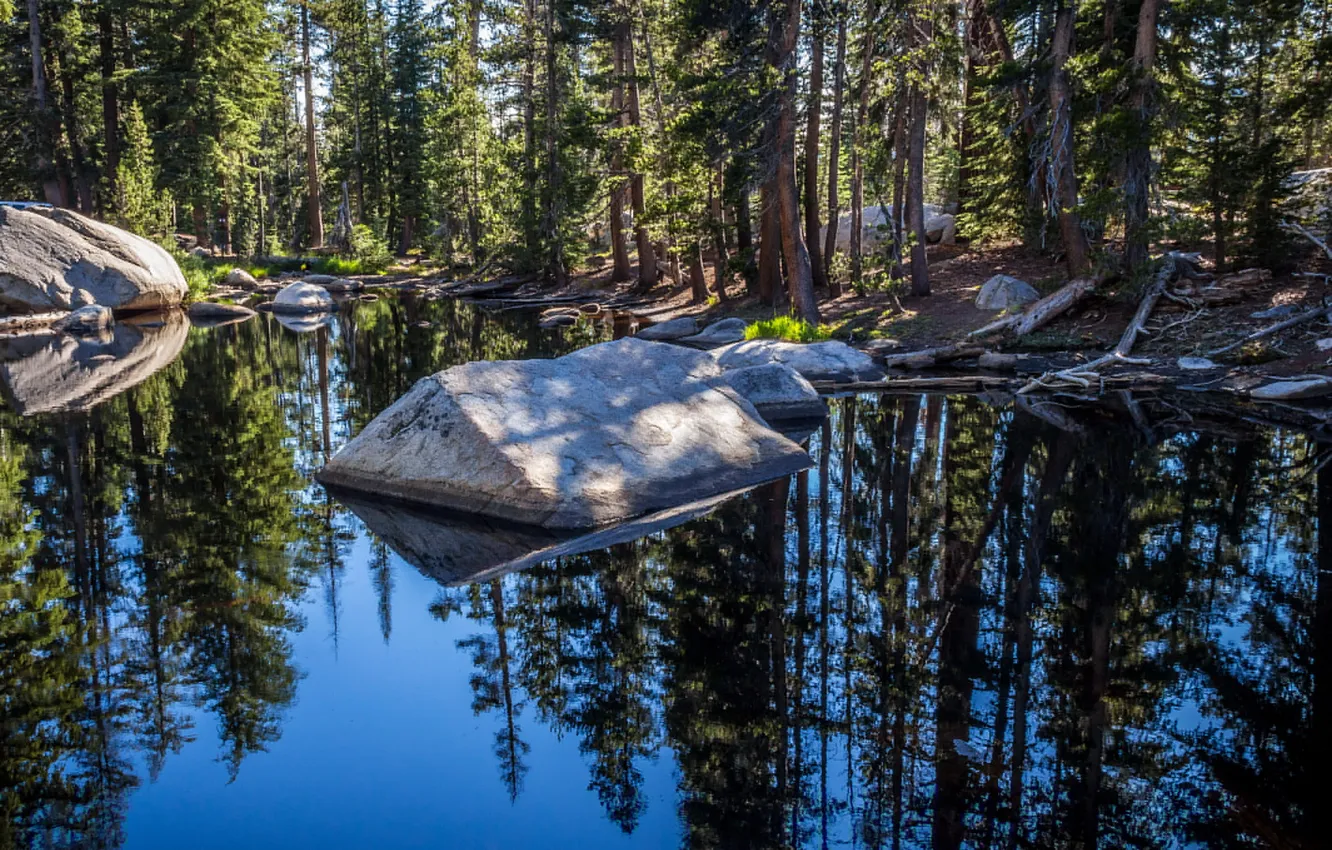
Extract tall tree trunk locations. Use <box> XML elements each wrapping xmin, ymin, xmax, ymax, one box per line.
<box><xmin>848</xmin><ymin>0</ymin><xmax>877</xmax><ymax>284</ymax></box>
<box><xmin>28</xmin><ymin>0</ymin><xmax>63</xmax><ymax>205</ymax></box>
<box><xmin>1123</xmin><ymin>0</ymin><xmax>1159</xmax><ymax>271</ymax></box>
<box><xmin>804</xmin><ymin>19</ymin><xmax>828</xmax><ymax>291</ymax></box>
<box><xmin>608</xmin><ymin>20</ymin><xmax>632</xmax><ymax>282</ymax></box>
<box><xmin>906</xmin><ymin>4</ymin><xmax>930</xmax><ymax>297</ymax></box>
<box><xmin>773</xmin><ymin>0</ymin><xmax>821</xmax><ymax>323</ymax></box>
<box><xmin>889</xmin><ymin>78</ymin><xmax>908</xmax><ymax>278</ymax></box>
<box><xmin>1049</xmin><ymin>2</ymin><xmax>1090</xmax><ymax>275</ymax></box>
<box><xmin>689</xmin><ymin>243</ymin><xmax>709</xmax><ymax>303</ymax></box>
<box><xmin>759</xmin><ymin>177</ymin><xmax>782</xmax><ymax>305</ymax></box>
<box><xmin>957</xmin><ymin>0</ymin><xmax>981</xmax><ymax>215</ymax></box>
<box><xmin>623</xmin><ymin>6</ymin><xmax>657</xmax><ymax>291</ymax></box>
<box><xmin>54</xmin><ymin>47</ymin><xmax>94</xmax><ymax>214</ymax></box>
<box><xmin>521</xmin><ymin>0</ymin><xmax>539</xmax><ymax>260</ymax></box>
<box><xmin>823</xmin><ymin>16</ymin><xmax>846</xmax><ymax>292</ymax></box>
<box><xmin>303</xmin><ymin>0</ymin><xmax>325</xmax><ymax>248</ymax></box>
<box><xmin>710</xmin><ymin>163</ymin><xmax>731</xmax><ymax>298</ymax></box>
<box><xmin>736</xmin><ymin>181</ymin><xmax>758</xmax><ymax>294</ymax></box>
<box><xmin>542</xmin><ymin>0</ymin><xmax>566</xmax><ymax>284</ymax></box>
<box><xmin>98</xmin><ymin>0</ymin><xmax>118</xmax><ymax>211</ymax></box>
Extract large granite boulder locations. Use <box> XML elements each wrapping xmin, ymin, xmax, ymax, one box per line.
<box><xmin>269</xmin><ymin>281</ymin><xmax>336</xmax><ymax>314</ymax></box>
<box><xmin>976</xmin><ymin>274</ymin><xmax>1040</xmax><ymax>311</ymax></box>
<box><xmin>711</xmin><ymin>339</ymin><xmax>883</xmax><ymax>383</ymax></box>
<box><xmin>318</xmin><ymin>337</ymin><xmax>812</xmax><ymax>528</ymax></box>
<box><xmin>0</xmin><ymin>311</ymin><xmax>189</xmax><ymax>415</ymax></box>
<box><xmin>0</xmin><ymin>206</ymin><xmax>189</xmax><ymax>312</ymax></box>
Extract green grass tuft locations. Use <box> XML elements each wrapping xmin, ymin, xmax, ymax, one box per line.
<box><xmin>744</xmin><ymin>316</ymin><xmax>834</xmax><ymax>343</ymax></box>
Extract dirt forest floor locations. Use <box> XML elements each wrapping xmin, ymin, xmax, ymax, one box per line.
<box><xmin>531</xmin><ymin>241</ymin><xmax>1332</xmax><ymax>378</ymax></box>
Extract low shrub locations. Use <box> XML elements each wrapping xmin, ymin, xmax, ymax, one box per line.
<box><xmin>744</xmin><ymin>315</ymin><xmax>834</xmax><ymax>343</ymax></box>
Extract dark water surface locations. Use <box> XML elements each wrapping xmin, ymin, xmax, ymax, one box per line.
<box><xmin>1</xmin><ymin>295</ymin><xmax>1326</xmax><ymax>849</ymax></box>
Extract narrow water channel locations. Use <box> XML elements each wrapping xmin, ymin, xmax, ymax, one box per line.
<box><xmin>1</xmin><ymin>295</ymin><xmax>1324</xmax><ymax>848</ymax></box>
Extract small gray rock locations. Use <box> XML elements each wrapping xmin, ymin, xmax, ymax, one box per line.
<box><xmin>539</xmin><ymin>313</ymin><xmax>578</xmax><ymax>329</ymax></box>
<box><xmin>321</xmin><ymin>277</ymin><xmax>363</xmax><ymax>292</ymax></box>
<box><xmin>1251</xmin><ymin>304</ymin><xmax>1299</xmax><ymax>320</ymax></box>
<box><xmin>712</xmin><ymin>339</ymin><xmax>883</xmax><ymax>383</ymax></box>
<box><xmin>188</xmin><ymin>301</ymin><xmax>257</xmax><ymax>321</ymax></box>
<box><xmin>1250</xmin><ymin>376</ymin><xmax>1332</xmax><ymax>401</ymax></box>
<box><xmin>1177</xmin><ymin>356</ymin><xmax>1220</xmax><ymax>370</ymax></box>
<box><xmin>636</xmin><ymin>316</ymin><xmax>701</xmax><ymax>341</ymax></box>
<box><xmin>1316</xmin><ymin>338</ymin><xmax>1332</xmax><ymax>351</ymax></box>
<box><xmin>302</xmin><ymin>274</ymin><xmax>338</xmax><ymax>286</ymax></box>
<box><xmin>718</xmin><ymin>363</ymin><xmax>827</xmax><ymax>424</ymax></box>
<box><xmin>72</xmin><ymin>288</ymin><xmax>96</xmax><ymax>307</ymax></box>
<box><xmin>677</xmin><ymin>317</ymin><xmax>748</xmax><ymax>348</ymax></box>
<box><xmin>270</xmin><ymin>281</ymin><xmax>336</xmax><ymax>314</ymax></box>
<box><xmin>976</xmin><ymin>275</ymin><xmax>1040</xmax><ymax>311</ymax></box>
<box><xmin>225</xmin><ymin>268</ymin><xmax>259</xmax><ymax>290</ymax></box>
<box><xmin>54</xmin><ymin>305</ymin><xmax>113</xmax><ymax>335</ymax></box>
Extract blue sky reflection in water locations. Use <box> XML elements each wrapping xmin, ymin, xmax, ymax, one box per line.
<box><xmin>0</xmin><ymin>293</ymin><xmax>1326</xmax><ymax>850</ymax></box>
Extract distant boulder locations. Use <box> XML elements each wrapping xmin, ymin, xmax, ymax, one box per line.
<box><xmin>269</xmin><ymin>281</ymin><xmax>336</xmax><ymax>314</ymax></box>
<box><xmin>711</xmin><ymin>339</ymin><xmax>883</xmax><ymax>383</ymax></box>
<box><xmin>676</xmin><ymin>317</ymin><xmax>748</xmax><ymax>348</ymax></box>
<box><xmin>0</xmin><ymin>206</ymin><xmax>188</xmax><ymax>312</ymax></box>
<box><xmin>976</xmin><ymin>275</ymin><xmax>1040</xmax><ymax>311</ymax></box>
<box><xmin>225</xmin><ymin>268</ymin><xmax>259</xmax><ymax>290</ymax></box>
<box><xmin>635</xmin><ymin>316</ymin><xmax>700</xmax><ymax>341</ymax></box>
<box><xmin>925</xmin><ymin>213</ymin><xmax>957</xmax><ymax>245</ymax></box>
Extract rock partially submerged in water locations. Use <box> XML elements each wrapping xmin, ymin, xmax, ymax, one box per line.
<box><xmin>188</xmin><ymin>301</ymin><xmax>257</xmax><ymax>324</ymax></box>
<box><xmin>318</xmin><ymin>337</ymin><xmax>813</xmax><ymax>528</ymax></box>
<box><xmin>0</xmin><ymin>311</ymin><xmax>188</xmax><ymax>415</ymax></box>
<box><xmin>711</xmin><ymin>339</ymin><xmax>883</xmax><ymax>383</ymax></box>
<box><xmin>1250</xmin><ymin>376</ymin><xmax>1332</xmax><ymax>401</ymax></box>
<box><xmin>635</xmin><ymin>316</ymin><xmax>700</xmax><ymax>341</ymax></box>
<box><xmin>676</xmin><ymin>317</ymin><xmax>748</xmax><ymax>348</ymax></box>
<box><xmin>269</xmin><ymin>282</ymin><xmax>336</xmax><ymax>314</ymax></box>
<box><xmin>0</xmin><ymin>206</ymin><xmax>188</xmax><ymax>312</ymax></box>
<box><xmin>54</xmin><ymin>305</ymin><xmax>114</xmax><ymax>335</ymax></box>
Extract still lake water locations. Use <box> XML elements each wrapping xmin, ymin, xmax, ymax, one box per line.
<box><xmin>1</xmin><ymin>294</ymin><xmax>1326</xmax><ymax>849</ymax></box>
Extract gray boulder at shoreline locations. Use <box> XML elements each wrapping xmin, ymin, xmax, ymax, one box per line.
<box><xmin>0</xmin><ymin>206</ymin><xmax>189</xmax><ymax>312</ymax></box>
<box><xmin>319</xmin><ymin>337</ymin><xmax>813</xmax><ymax>528</ymax></box>
<box><xmin>712</xmin><ymin>339</ymin><xmax>883</xmax><ymax>383</ymax></box>
<box><xmin>268</xmin><ymin>281</ymin><xmax>336</xmax><ymax>314</ymax></box>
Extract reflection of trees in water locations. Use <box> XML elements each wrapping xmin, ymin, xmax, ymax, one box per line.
<box><xmin>1</xmin><ymin>296</ymin><xmax>1329</xmax><ymax>849</ymax></box>
<box><xmin>438</xmin><ymin>396</ymin><xmax>1328</xmax><ymax>850</ymax></box>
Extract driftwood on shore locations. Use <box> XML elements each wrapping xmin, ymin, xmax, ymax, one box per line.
<box><xmin>1206</xmin><ymin>302</ymin><xmax>1332</xmax><ymax>356</ymax></box>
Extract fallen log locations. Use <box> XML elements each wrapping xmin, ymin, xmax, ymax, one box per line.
<box><xmin>810</xmin><ymin>375</ymin><xmax>1015</xmax><ymax>394</ymax></box>
<box><xmin>1206</xmin><ymin>302</ymin><xmax>1332</xmax><ymax>356</ymax></box>
<box><xmin>879</xmin><ymin>343</ymin><xmax>986</xmax><ymax>369</ymax></box>
<box><xmin>968</xmin><ymin>276</ymin><xmax>1099</xmax><ymax>339</ymax></box>
<box><xmin>1114</xmin><ymin>260</ymin><xmax>1174</xmax><ymax>357</ymax></box>
<box><xmin>1283</xmin><ymin>219</ymin><xmax>1332</xmax><ymax>261</ymax></box>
